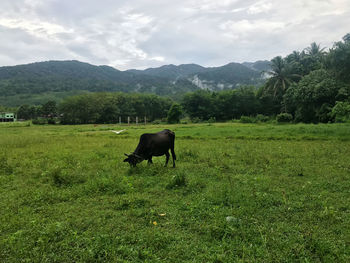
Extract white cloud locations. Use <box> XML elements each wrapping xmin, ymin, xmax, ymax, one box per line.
<box><xmin>189</xmin><ymin>0</ymin><xmax>239</xmax><ymax>11</ymax></box>
<box><xmin>247</xmin><ymin>1</ymin><xmax>272</xmax><ymax>14</ymax></box>
<box><xmin>220</xmin><ymin>19</ymin><xmax>285</xmax><ymax>38</ymax></box>
<box><xmin>0</xmin><ymin>18</ymin><xmax>73</xmax><ymax>41</ymax></box>
<box><xmin>0</xmin><ymin>0</ymin><xmax>349</xmax><ymax>69</ymax></box>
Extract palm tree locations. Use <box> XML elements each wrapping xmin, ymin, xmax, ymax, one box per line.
<box><xmin>303</xmin><ymin>42</ymin><xmax>327</xmax><ymax>73</ymax></box>
<box><xmin>265</xmin><ymin>56</ymin><xmax>298</xmax><ymax>97</ymax></box>
<box><xmin>343</xmin><ymin>33</ymin><xmax>350</xmax><ymax>43</ymax></box>
<box><xmin>289</xmin><ymin>51</ymin><xmax>302</xmax><ymax>63</ymax></box>
<box><xmin>305</xmin><ymin>42</ymin><xmax>326</xmax><ymax>57</ymax></box>
<box><xmin>264</xmin><ymin>56</ymin><xmax>301</xmax><ymax>112</ymax></box>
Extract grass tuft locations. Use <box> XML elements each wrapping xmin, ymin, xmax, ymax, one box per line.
<box><xmin>166</xmin><ymin>171</ymin><xmax>187</xmax><ymax>189</ymax></box>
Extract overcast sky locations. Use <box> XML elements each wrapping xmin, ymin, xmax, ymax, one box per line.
<box><xmin>0</xmin><ymin>0</ymin><xmax>349</xmax><ymax>70</ymax></box>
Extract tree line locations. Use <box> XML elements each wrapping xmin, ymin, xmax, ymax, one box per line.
<box><xmin>6</xmin><ymin>34</ymin><xmax>350</xmax><ymax>124</ymax></box>
<box><xmin>16</xmin><ymin>93</ymin><xmax>173</xmax><ymax>124</ymax></box>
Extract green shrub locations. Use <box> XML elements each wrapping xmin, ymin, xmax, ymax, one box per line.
<box><xmin>191</xmin><ymin>117</ymin><xmax>201</xmax><ymax>123</ymax></box>
<box><xmin>276</xmin><ymin>113</ymin><xmax>293</xmax><ymax>123</ymax></box>
<box><xmin>47</xmin><ymin>118</ymin><xmax>56</xmax><ymax>124</ymax></box>
<box><xmin>207</xmin><ymin>117</ymin><xmax>216</xmax><ymax>123</ymax></box>
<box><xmin>240</xmin><ymin>116</ymin><xmax>255</xmax><ymax>123</ymax></box>
<box><xmin>152</xmin><ymin>119</ymin><xmax>161</xmax><ymax>125</ymax></box>
<box><xmin>256</xmin><ymin>114</ymin><xmax>269</xmax><ymax>122</ymax></box>
<box><xmin>32</xmin><ymin>118</ymin><xmax>48</xmax><ymax>125</ymax></box>
<box><xmin>331</xmin><ymin>101</ymin><xmax>350</xmax><ymax>122</ymax></box>
<box><xmin>180</xmin><ymin>117</ymin><xmax>190</xmax><ymax>124</ymax></box>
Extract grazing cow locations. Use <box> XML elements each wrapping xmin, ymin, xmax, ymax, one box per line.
<box><xmin>124</xmin><ymin>129</ymin><xmax>176</xmax><ymax>167</ymax></box>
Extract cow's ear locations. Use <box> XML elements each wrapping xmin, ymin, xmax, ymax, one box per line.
<box><xmin>124</xmin><ymin>153</ymin><xmax>129</xmax><ymax>157</ymax></box>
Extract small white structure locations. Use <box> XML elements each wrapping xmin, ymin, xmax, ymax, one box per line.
<box><xmin>0</xmin><ymin>112</ymin><xmax>16</xmax><ymax>122</ymax></box>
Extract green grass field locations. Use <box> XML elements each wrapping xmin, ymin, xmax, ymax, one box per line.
<box><xmin>1</xmin><ymin>122</ymin><xmax>350</xmax><ymax>262</ymax></box>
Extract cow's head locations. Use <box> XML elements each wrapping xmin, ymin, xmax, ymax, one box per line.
<box><xmin>123</xmin><ymin>153</ymin><xmax>143</xmax><ymax>167</ymax></box>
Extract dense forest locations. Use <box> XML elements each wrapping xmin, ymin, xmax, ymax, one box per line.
<box><xmin>2</xmin><ymin>34</ymin><xmax>350</xmax><ymax>124</ymax></box>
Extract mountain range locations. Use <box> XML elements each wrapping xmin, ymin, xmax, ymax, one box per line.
<box><xmin>0</xmin><ymin>60</ymin><xmax>270</xmax><ymax>106</ymax></box>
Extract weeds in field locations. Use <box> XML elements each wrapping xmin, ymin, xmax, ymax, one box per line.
<box><xmin>166</xmin><ymin>171</ymin><xmax>187</xmax><ymax>189</ymax></box>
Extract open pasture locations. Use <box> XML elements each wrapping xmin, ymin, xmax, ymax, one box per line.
<box><xmin>1</xmin><ymin>123</ymin><xmax>350</xmax><ymax>262</ymax></box>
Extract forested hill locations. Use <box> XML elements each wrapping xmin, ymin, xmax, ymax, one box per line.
<box><xmin>0</xmin><ymin>60</ymin><xmax>270</xmax><ymax>106</ymax></box>
<box><xmin>126</xmin><ymin>63</ymin><xmax>207</xmax><ymax>79</ymax></box>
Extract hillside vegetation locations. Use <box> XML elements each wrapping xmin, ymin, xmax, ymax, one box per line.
<box><xmin>0</xmin><ymin>60</ymin><xmax>268</xmax><ymax>106</ymax></box>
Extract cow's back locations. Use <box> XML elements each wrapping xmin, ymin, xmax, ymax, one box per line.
<box><xmin>158</xmin><ymin>129</ymin><xmax>175</xmax><ymax>141</ymax></box>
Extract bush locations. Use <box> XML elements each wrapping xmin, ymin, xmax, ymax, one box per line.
<box><xmin>180</xmin><ymin>120</ymin><xmax>188</xmax><ymax>124</ymax></box>
<box><xmin>47</xmin><ymin>118</ymin><xmax>56</xmax><ymax>125</ymax></box>
<box><xmin>191</xmin><ymin>117</ymin><xmax>201</xmax><ymax>123</ymax></box>
<box><xmin>207</xmin><ymin>117</ymin><xmax>216</xmax><ymax>123</ymax></box>
<box><xmin>32</xmin><ymin>118</ymin><xmax>48</xmax><ymax>125</ymax></box>
<box><xmin>256</xmin><ymin>114</ymin><xmax>269</xmax><ymax>122</ymax></box>
<box><xmin>240</xmin><ymin>116</ymin><xmax>255</xmax><ymax>123</ymax></box>
<box><xmin>152</xmin><ymin>119</ymin><xmax>161</xmax><ymax>125</ymax></box>
<box><xmin>276</xmin><ymin>113</ymin><xmax>293</xmax><ymax>123</ymax></box>
<box><xmin>331</xmin><ymin>101</ymin><xmax>350</xmax><ymax>122</ymax></box>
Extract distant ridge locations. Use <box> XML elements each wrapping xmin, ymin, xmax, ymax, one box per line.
<box><xmin>242</xmin><ymin>60</ymin><xmax>271</xmax><ymax>72</ymax></box>
<box><xmin>0</xmin><ymin>60</ymin><xmax>270</xmax><ymax>106</ymax></box>
<box><xmin>127</xmin><ymin>64</ymin><xmax>207</xmax><ymax>79</ymax></box>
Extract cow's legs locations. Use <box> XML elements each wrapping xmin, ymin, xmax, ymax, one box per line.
<box><xmin>165</xmin><ymin>152</ymin><xmax>170</xmax><ymax>167</ymax></box>
<box><xmin>148</xmin><ymin>157</ymin><xmax>153</xmax><ymax>165</ymax></box>
<box><xmin>170</xmin><ymin>147</ymin><xmax>176</xmax><ymax>168</ymax></box>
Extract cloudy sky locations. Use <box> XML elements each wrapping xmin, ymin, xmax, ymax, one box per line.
<box><xmin>0</xmin><ymin>0</ymin><xmax>349</xmax><ymax>70</ymax></box>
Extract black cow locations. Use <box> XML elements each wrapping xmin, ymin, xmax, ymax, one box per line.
<box><xmin>124</xmin><ymin>129</ymin><xmax>176</xmax><ymax>167</ymax></box>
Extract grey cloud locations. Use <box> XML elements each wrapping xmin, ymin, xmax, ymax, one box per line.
<box><xmin>0</xmin><ymin>0</ymin><xmax>349</xmax><ymax>70</ymax></box>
